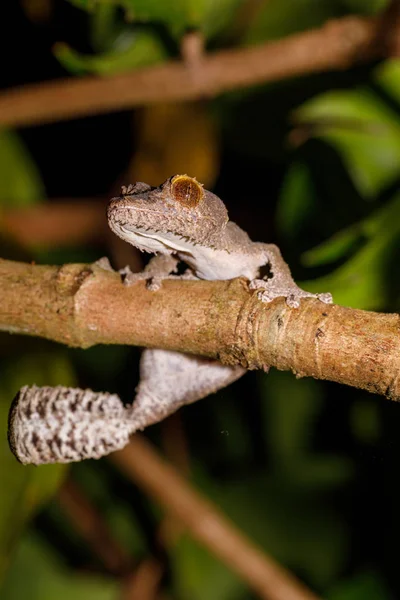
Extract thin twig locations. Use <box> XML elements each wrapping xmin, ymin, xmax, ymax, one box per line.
<box><xmin>0</xmin><ymin>13</ymin><xmax>394</xmax><ymax>128</ymax></box>
<box><xmin>1</xmin><ymin>199</ymin><xmax>106</xmax><ymax>248</ymax></box>
<box><xmin>1</xmin><ymin>198</ymin><xmax>143</xmax><ymax>271</ymax></box>
<box><xmin>120</xmin><ymin>558</ymin><xmax>164</xmax><ymax>600</ymax></box>
<box><xmin>57</xmin><ymin>478</ymin><xmax>132</xmax><ymax>575</ymax></box>
<box><xmin>111</xmin><ymin>436</ymin><xmax>321</xmax><ymax>600</ymax></box>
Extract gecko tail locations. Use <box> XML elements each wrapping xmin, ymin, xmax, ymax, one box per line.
<box><xmin>8</xmin><ymin>385</ymin><xmax>132</xmax><ymax>465</ymax></box>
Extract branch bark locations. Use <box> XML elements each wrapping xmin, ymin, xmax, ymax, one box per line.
<box><xmin>0</xmin><ymin>12</ymin><xmax>395</xmax><ymax>128</ymax></box>
<box><xmin>1</xmin><ymin>257</ymin><xmax>400</xmax><ymax>401</ymax></box>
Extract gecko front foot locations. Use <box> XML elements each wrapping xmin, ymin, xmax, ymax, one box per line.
<box><xmin>119</xmin><ymin>265</ymin><xmax>163</xmax><ymax>291</ymax></box>
<box><xmin>94</xmin><ymin>258</ymin><xmax>165</xmax><ymax>290</ymax></box>
<box><xmin>120</xmin><ymin>256</ymin><xmax>197</xmax><ymax>291</ymax></box>
<box><xmin>94</xmin><ymin>257</ymin><xmax>115</xmax><ymax>272</ymax></box>
<box><xmin>249</xmin><ymin>278</ymin><xmax>332</xmax><ymax>308</ymax></box>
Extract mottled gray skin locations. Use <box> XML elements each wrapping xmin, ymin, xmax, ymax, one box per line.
<box><xmin>107</xmin><ymin>177</ymin><xmax>268</xmax><ymax>282</ymax></box>
<box><xmin>8</xmin><ymin>386</ymin><xmax>131</xmax><ymax>465</ymax></box>
<box><xmin>7</xmin><ymin>176</ymin><xmax>332</xmax><ymax>466</ymax></box>
<box><xmin>107</xmin><ymin>175</ymin><xmax>332</xmax><ymax>305</ymax></box>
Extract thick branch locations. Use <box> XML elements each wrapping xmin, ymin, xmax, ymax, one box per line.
<box><xmin>1</xmin><ymin>258</ymin><xmax>400</xmax><ymax>401</ymax></box>
<box><xmin>0</xmin><ymin>13</ymin><xmax>393</xmax><ymax>128</ymax></box>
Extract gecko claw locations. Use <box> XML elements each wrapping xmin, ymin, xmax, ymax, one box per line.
<box><xmin>250</xmin><ymin>279</ymin><xmax>333</xmax><ymax>308</ymax></box>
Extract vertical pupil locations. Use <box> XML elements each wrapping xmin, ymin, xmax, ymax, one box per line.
<box><xmin>172</xmin><ymin>176</ymin><xmax>202</xmax><ymax>206</ymax></box>
<box><xmin>184</xmin><ymin>183</ymin><xmax>192</xmax><ymax>203</ymax></box>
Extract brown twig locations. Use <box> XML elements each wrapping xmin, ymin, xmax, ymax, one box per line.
<box><xmin>1</xmin><ymin>199</ymin><xmax>106</xmax><ymax>248</ymax></box>
<box><xmin>180</xmin><ymin>31</ymin><xmax>205</xmax><ymax>69</ymax></box>
<box><xmin>1</xmin><ymin>257</ymin><xmax>400</xmax><ymax>402</ymax></box>
<box><xmin>160</xmin><ymin>414</ymin><xmax>191</xmax><ymax>477</ymax></box>
<box><xmin>111</xmin><ymin>436</ymin><xmax>321</xmax><ymax>600</ymax></box>
<box><xmin>57</xmin><ymin>478</ymin><xmax>132</xmax><ymax>575</ymax></box>
<box><xmin>0</xmin><ymin>13</ymin><xmax>395</xmax><ymax>128</ymax></box>
<box><xmin>120</xmin><ymin>558</ymin><xmax>164</xmax><ymax>600</ymax></box>
<box><xmin>369</xmin><ymin>0</ymin><xmax>400</xmax><ymax>56</ymax></box>
<box><xmin>1</xmin><ymin>198</ymin><xmax>144</xmax><ymax>272</ymax></box>
<box><xmin>59</xmin><ymin>477</ymin><xmax>166</xmax><ymax>598</ymax></box>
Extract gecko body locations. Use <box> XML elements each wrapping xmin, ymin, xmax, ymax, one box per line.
<box><xmin>107</xmin><ymin>175</ymin><xmax>332</xmax><ymax>432</ymax></box>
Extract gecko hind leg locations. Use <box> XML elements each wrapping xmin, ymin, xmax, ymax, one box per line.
<box><xmin>128</xmin><ymin>349</ymin><xmax>246</xmax><ymax>431</ymax></box>
<box><xmin>7</xmin><ymin>353</ymin><xmax>246</xmax><ymax>465</ymax></box>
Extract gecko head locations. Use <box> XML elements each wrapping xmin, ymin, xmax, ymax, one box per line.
<box><xmin>107</xmin><ymin>175</ymin><xmax>229</xmax><ymax>254</ymax></box>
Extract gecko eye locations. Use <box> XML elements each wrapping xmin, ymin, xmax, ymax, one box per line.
<box><xmin>171</xmin><ymin>175</ymin><xmax>203</xmax><ymax>208</ymax></box>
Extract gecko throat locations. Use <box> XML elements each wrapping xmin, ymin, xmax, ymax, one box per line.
<box><xmin>120</xmin><ymin>225</ymin><xmax>195</xmax><ymax>254</ymax></box>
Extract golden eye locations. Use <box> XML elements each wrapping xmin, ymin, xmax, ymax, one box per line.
<box><xmin>171</xmin><ymin>175</ymin><xmax>203</xmax><ymax>208</ymax></box>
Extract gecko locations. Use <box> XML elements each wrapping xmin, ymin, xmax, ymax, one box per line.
<box><xmin>8</xmin><ymin>175</ymin><xmax>332</xmax><ymax>465</ymax></box>
<box><xmin>106</xmin><ymin>174</ymin><xmax>332</xmax><ymax>425</ymax></box>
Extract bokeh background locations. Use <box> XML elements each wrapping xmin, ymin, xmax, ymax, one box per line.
<box><xmin>1</xmin><ymin>1</ymin><xmax>400</xmax><ymax>599</ymax></box>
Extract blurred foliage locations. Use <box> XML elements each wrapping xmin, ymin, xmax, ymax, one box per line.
<box><xmin>2</xmin><ymin>533</ymin><xmax>118</xmax><ymax>600</ymax></box>
<box><xmin>0</xmin><ymin>131</ymin><xmax>45</xmax><ymax>208</ymax></box>
<box><xmin>54</xmin><ymin>29</ymin><xmax>166</xmax><ymax>75</ymax></box>
<box><xmin>66</xmin><ymin>0</ymin><xmax>243</xmax><ymax>39</ymax></box>
<box><xmin>129</xmin><ymin>103</ymin><xmax>220</xmax><ymax>187</ymax></box>
<box><xmin>1</xmin><ymin>0</ymin><xmax>400</xmax><ymax>598</ymax></box>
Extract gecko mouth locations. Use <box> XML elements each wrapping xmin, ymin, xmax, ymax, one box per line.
<box><xmin>120</xmin><ymin>225</ymin><xmax>194</xmax><ymax>254</ymax></box>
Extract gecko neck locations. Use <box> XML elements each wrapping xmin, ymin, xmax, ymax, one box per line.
<box><xmin>176</xmin><ymin>224</ymin><xmax>260</xmax><ymax>281</ymax></box>
<box><xmin>177</xmin><ymin>246</ymin><xmax>258</xmax><ymax>280</ymax></box>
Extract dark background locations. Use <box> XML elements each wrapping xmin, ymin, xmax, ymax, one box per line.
<box><xmin>1</xmin><ymin>1</ymin><xmax>399</xmax><ymax>599</ymax></box>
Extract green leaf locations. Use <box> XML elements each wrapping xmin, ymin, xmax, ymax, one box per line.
<box><xmin>198</xmin><ymin>0</ymin><xmax>242</xmax><ymax>39</ymax></box>
<box><xmin>172</xmin><ymin>535</ymin><xmax>245</xmax><ymax>600</ymax></box>
<box><xmin>0</xmin><ymin>131</ymin><xmax>45</xmax><ymax>208</ymax></box>
<box><xmin>90</xmin><ymin>4</ymin><xmax>121</xmax><ymax>51</ymax></box>
<box><xmin>277</xmin><ymin>137</ymin><xmax>369</xmax><ymax>259</ymax></box>
<box><xmin>375</xmin><ymin>58</ymin><xmax>400</xmax><ymax>104</ymax></box>
<box><xmin>294</xmin><ymin>88</ymin><xmax>400</xmax><ymax>198</ymax></box>
<box><xmin>66</xmin><ymin>0</ymin><xmax>242</xmax><ymax>39</ymax></box>
<box><xmin>245</xmin><ymin>0</ymin><xmax>337</xmax><ymax>44</ymax></box>
<box><xmin>303</xmin><ymin>193</ymin><xmax>400</xmax><ymax>309</ymax></box>
<box><xmin>0</xmin><ymin>354</ymin><xmax>75</xmax><ymax>582</ymax></box>
<box><xmin>278</xmin><ymin>82</ymin><xmax>400</xmax><ymax>309</ymax></box>
<box><xmin>2</xmin><ymin>533</ymin><xmax>118</xmax><ymax>600</ymax></box>
<box><xmin>277</xmin><ymin>160</ymin><xmax>317</xmax><ymax>241</ymax></box>
<box><xmin>54</xmin><ymin>29</ymin><xmax>166</xmax><ymax>75</ymax></box>
<box><xmin>301</xmin><ymin>225</ymin><xmax>364</xmax><ymax>267</ymax></box>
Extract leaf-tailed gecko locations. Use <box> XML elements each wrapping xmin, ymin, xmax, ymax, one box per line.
<box><xmin>8</xmin><ymin>175</ymin><xmax>332</xmax><ymax>465</ymax></box>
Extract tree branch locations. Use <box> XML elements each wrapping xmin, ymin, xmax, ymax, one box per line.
<box><xmin>0</xmin><ymin>12</ymin><xmax>396</xmax><ymax>128</ymax></box>
<box><xmin>1</xmin><ymin>257</ymin><xmax>400</xmax><ymax>401</ymax></box>
<box><xmin>57</xmin><ymin>478</ymin><xmax>132</xmax><ymax>576</ymax></box>
<box><xmin>1</xmin><ymin>199</ymin><xmax>106</xmax><ymax>248</ymax></box>
<box><xmin>112</xmin><ymin>436</ymin><xmax>321</xmax><ymax>600</ymax></box>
